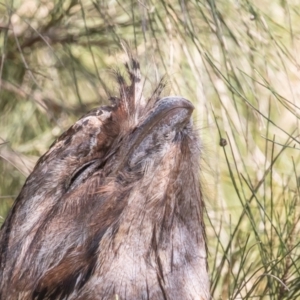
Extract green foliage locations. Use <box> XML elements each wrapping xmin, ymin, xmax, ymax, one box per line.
<box><xmin>1</xmin><ymin>0</ymin><xmax>300</xmax><ymax>298</ymax></box>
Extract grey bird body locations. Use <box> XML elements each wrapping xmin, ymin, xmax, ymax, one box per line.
<box><xmin>0</xmin><ymin>60</ymin><xmax>209</xmax><ymax>300</ymax></box>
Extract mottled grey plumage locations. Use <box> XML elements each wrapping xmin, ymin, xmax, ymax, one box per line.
<box><xmin>0</xmin><ymin>60</ymin><xmax>209</xmax><ymax>300</ymax></box>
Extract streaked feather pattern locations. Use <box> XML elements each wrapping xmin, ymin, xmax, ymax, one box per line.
<box><xmin>0</xmin><ymin>58</ymin><xmax>209</xmax><ymax>300</ymax></box>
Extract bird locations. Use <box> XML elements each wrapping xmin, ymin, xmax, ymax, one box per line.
<box><xmin>0</xmin><ymin>58</ymin><xmax>209</xmax><ymax>300</ymax></box>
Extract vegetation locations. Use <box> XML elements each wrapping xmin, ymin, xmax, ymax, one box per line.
<box><xmin>1</xmin><ymin>0</ymin><xmax>300</xmax><ymax>299</ymax></box>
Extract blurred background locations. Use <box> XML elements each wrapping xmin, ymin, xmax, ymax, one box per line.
<box><xmin>1</xmin><ymin>0</ymin><xmax>300</xmax><ymax>299</ymax></box>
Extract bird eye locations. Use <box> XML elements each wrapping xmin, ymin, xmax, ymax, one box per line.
<box><xmin>66</xmin><ymin>160</ymin><xmax>100</xmax><ymax>191</ymax></box>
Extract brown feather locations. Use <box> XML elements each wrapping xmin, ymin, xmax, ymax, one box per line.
<box><xmin>0</xmin><ymin>58</ymin><xmax>209</xmax><ymax>300</ymax></box>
